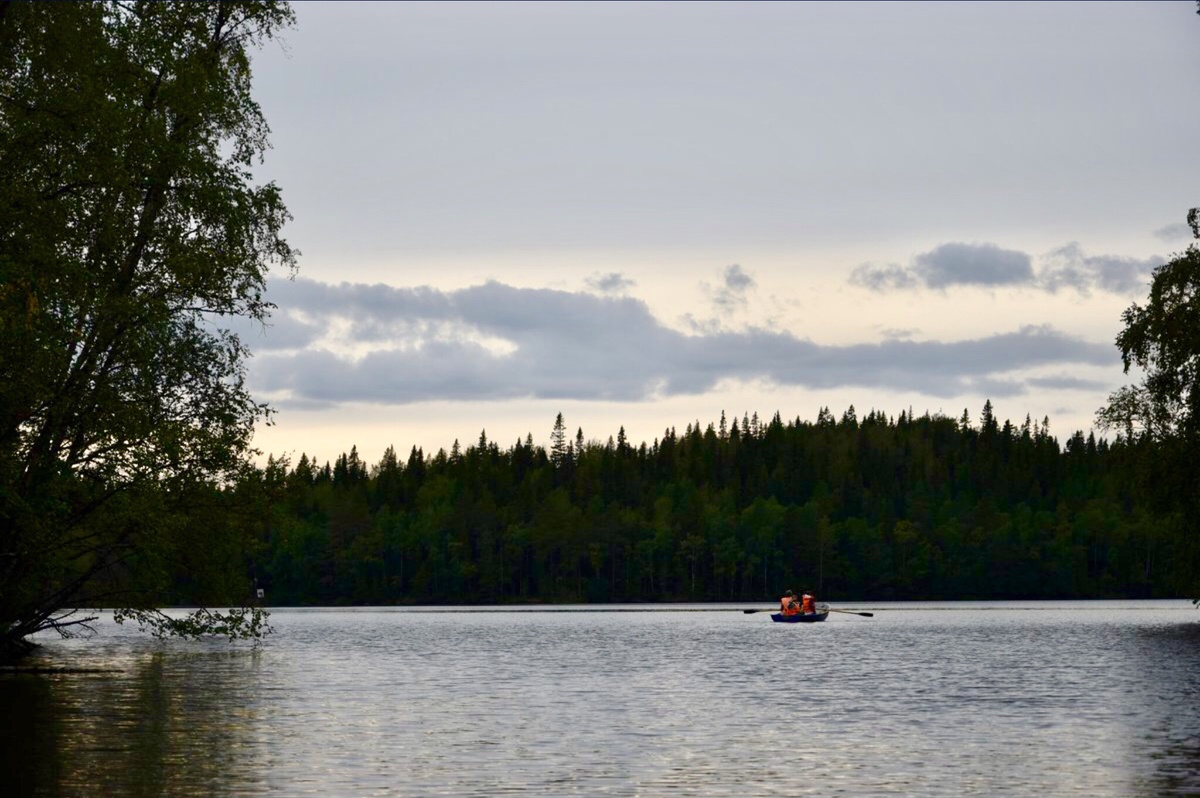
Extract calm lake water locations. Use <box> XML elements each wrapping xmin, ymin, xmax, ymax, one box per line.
<box><xmin>3</xmin><ymin>601</ymin><xmax>1199</xmax><ymax>796</ymax></box>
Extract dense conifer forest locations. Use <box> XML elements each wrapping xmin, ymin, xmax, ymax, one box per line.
<box><xmin>212</xmin><ymin>402</ymin><xmax>1187</xmax><ymax>606</ymax></box>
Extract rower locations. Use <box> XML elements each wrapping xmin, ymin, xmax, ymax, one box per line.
<box><xmin>800</xmin><ymin>590</ymin><xmax>816</xmax><ymax>615</ymax></box>
<box><xmin>779</xmin><ymin>589</ymin><xmax>801</xmax><ymax>616</ymax></box>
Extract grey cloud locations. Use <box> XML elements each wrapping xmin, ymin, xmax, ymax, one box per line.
<box><xmin>1027</xmin><ymin>375</ymin><xmax>1109</xmax><ymax>392</ymax></box>
<box><xmin>679</xmin><ymin>313</ymin><xmax>723</xmax><ymax>335</ymax></box>
<box><xmin>706</xmin><ymin>264</ymin><xmax>756</xmax><ymax>315</ymax></box>
<box><xmin>1038</xmin><ymin>243</ymin><xmax>1158</xmax><ymax>295</ymax></box>
<box><xmin>723</xmin><ymin>264</ymin><xmax>755</xmax><ymax>292</ymax></box>
<box><xmin>961</xmin><ymin>377</ymin><xmax>1027</xmax><ymax>398</ymax></box>
<box><xmin>243</xmin><ymin>279</ymin><xmax>459</xmax><ymax>353</ymax></box>
<box><xmin>263</xmin><ymin>340</ymin><xmax>533</xmax><ymax>405</ymax></box>
<box><xmin>272</xmin><ymin>279</ymin><xmax>456</xmax><ymax>326</ymax></box>
<box><xmin>586</xmin><ymin>272</ymin><xmax>636</xmax><ymax>294</ymax></box>
<box><xmin>1153</xmin><ymin>222</ymin><xmax>1193</xmax><ymax>243</ymax></box>
<box><xmin>849</xmin><ymin>263</ymin><xmax>919</xmax><ymax>291</ymax></box>
<box><xmin>216</xmin><ymin>307</ymin><xmax>322</xmax><ymax>352</ymax></box>
<box><xmin>735</xmin><ymin>325</ymin><xmax>1111</xmax><ymax>397</ymax></box>
<box><xmin>851</xmin><ymin>242</ymin><xmax>1033</xmax><ymax>292</ymax></box>
<box><xmin>915</xmin><ymin>243</ymin><xmax>1034</xmax><ymax>288</ymax></box>
<box><xmin>249</xmin><ymin>278</ymin><xmax>1117</xmax><ymax>406</ymax></box>
<box><xmin>850</xmin><ymin>241</ymin><xmax>1159</xmax><ymax>296</ymax></box>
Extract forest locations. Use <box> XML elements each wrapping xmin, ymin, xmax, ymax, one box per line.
<box><xmin>208</xmin><ymin>401</ymin><xmax>1188</xmax><ymax>606</ymax></box>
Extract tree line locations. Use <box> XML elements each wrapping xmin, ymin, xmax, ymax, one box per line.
<box><xmin>225</xmin><ymin>403</ymin><xmax>1188</xmax><ymax>606</ymax></box>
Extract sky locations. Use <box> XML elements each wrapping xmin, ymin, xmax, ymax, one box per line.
<box><xmin>241</xmin><ymin>0</ymin><xmax>1200</xmax><ymax>466</ymax></box>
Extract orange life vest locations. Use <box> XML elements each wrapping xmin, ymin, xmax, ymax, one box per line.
<box><xmin>801</xmin><ymin>594</ymin><xmax>816</xmax><ymax>614</ymax></box>
<box><xmin>780</xmin><ymin>596</ymin><xmax>800</xmax><ymax>616</ymax></box>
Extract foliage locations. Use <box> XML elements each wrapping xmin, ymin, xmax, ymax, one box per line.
<box><xmin>1098</xmin><ymin>214</ymin><xmax>1200</xmax><ymax>596</ymax></box>
<box><xmin>113</xmin><ymin>606</ymin><xmax>272</xmax><ymax>643</ymax></box>
<box><xmin>0</xmin><ymin>1</ymin><xmax>295</xmax><ymax>656</ymax></box>
<box><xmin>1104</xmin><ymin>245</ymin><xmax>1200</xmax><ymax>441</ymax></box>
<box><xmin>241</xmin><ymin>406</ymin><xmax>1178</xmax><ymax>606</ymax></box>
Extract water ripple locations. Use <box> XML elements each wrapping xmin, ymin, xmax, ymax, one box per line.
<box><xmin>3</xmin><ymin>601</ymin><xmax>1197</xmax><ymax>796</ymax></box>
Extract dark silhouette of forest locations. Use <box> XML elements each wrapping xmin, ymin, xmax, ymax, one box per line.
<box><xmin>228</xmin><ymin>402</ymin><xmax>1182</xmax><ymax>606</ymax></box>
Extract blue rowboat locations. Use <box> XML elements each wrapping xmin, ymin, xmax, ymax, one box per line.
<box><xmin>770</xmin><ymin>603</ymin><xmax>830</xmax><ymax>623</ymax></box>
<box><xmin>771</xmin><ymin>611</ymin><xmax>828</xmax><ymax>623</ymax></box>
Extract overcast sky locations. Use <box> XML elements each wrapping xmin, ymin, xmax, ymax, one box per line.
<box><xmin>242</xmin><ymin>0</ymin><xmax>1200</xmax><ymax>465</ymax></box>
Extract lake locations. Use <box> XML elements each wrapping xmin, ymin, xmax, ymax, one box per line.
<box><xmin>3</xmin><ymin>601</ymin><xmax>1199</xmax><ymax>796</ymax></box>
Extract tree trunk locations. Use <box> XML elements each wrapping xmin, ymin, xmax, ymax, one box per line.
<box><xmin>0</xmin><ymin>632</ymin><xmax>38</xmax><ymax>664</ymax></box>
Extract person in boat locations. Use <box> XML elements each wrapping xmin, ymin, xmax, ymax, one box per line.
<box><xmin>779</xmin><ymin>590</ymin><xmax>801</xmax><ymax>616</ymax></box>
<box><xmin>800</xmin><ymin>590</ymin><xmax>817</xmax><ymax>615</ymax></box>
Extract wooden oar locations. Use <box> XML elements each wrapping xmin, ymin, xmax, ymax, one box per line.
<box><xmin>742</xmin><ymin>608</ymin><xmax>776</xmax><ymax>614</ymax></box>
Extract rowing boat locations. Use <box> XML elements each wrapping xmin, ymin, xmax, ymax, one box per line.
<box><xmin>770</xmin><ymin>611</ymin><xmax>828</xmax><ymax>623</ymax></box>
<box><xmin>770</xmin><ymin>602</ymin><xmax>830</xmax><ymax>623</ymax></box>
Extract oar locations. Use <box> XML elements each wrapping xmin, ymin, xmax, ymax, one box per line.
<box><xmin>742</xmin><ymin>607</ymin><xmax>875</xmax><ymax>617</ymax></box>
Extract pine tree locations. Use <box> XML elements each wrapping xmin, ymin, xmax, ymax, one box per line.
<box><xmin>551</xmin><ymin>413</ymin><xmax>568</xmax><ymax>468</ymax></box>
<box><xmin>981</xmin><ymin>399</ymin><xmax>998</xmax><ymax>435</ymax></box>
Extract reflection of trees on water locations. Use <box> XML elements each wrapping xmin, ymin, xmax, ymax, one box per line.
<box><xmin>1</xmin><ymin>675</ymin><xmax>62</xmax><ymax>794</ymax></box>
<box><xmin>1132</xmin><ymin>622</ymin><xmax>1200</xmax><ymax>796</ymax></box>
<box><xmin>1144</xmin><ymin>736</ymin><xmax>1200</xmax><ymax>796</ymax></box>
<box><xmin>1</xmin><ymin>650</ymin><xmax>266</xmax><ymax>796</ymax></box>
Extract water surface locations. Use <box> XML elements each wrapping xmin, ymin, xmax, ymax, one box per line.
<box><xmin>3</xmin><ymin>601</ymin><xmax>1198</xmax><ymax>796</ymax></box>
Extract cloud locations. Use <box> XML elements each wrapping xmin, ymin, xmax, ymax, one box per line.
<box><xmin>915</xmin><ymin>242</ymin><xmax>1034</xmax><ymax>288</ymax></box>
<box><xmin>851</xmin><ymin>242</ymin><xmax>1032</xmax><ymax>292</ymax></box>
<box><xmin>243</xmin><ymin>277</ymin><xmax>1118</xmax><ymax>407</ymax></box>
<box><xmin>222</xmin><ymin>308</ymin><xmax>323</xmax><ymax>351</ymax></box>
<box><xmin>1153</xmin><ymin>222</ymin><xmax>1193</xmax><ymax>243</ymax></box>
<box><xmin>585</xmin><ymin>272</ymin><xmax>635</xmax><ymax>294</ymax></box>
<box><xmin>849</xmin><ymin>263</ymin><xmax>918</xmax><ymax>291</ymax></box>
<box><xmin>1038</xmin><ymin>243</ymin><xmax>1158</xmax><ymax>295</ymax></box>
<box><xmin>1027</xmin><ymin>375</ymin><xmax>1109</xmax><ymax>392</ymax></box>
<box><xmin>850</xmin><ymin>241</ymin><xmax>1159</xmax><ymax>296</ymax></box>
<box><xmin>879</xmin><ymin>327</ymin><xmax>921</xmax><ymax>340</ymax></box>
<box><xmin>705</xmin><ymin>264</ymin><xmax>756</xmax><ymax>315</ymax></box>
<box><xmin>723</xmin><ymin>264</ymin><xmax>755</xmax><ymax>292</ymax></box>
